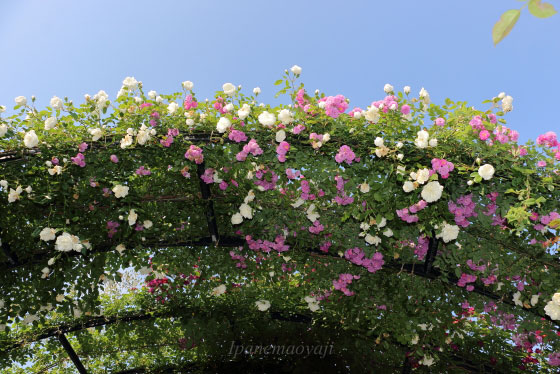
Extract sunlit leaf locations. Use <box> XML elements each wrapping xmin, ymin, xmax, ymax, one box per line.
<box><xmin>492</xmin><ymin>9</ymin><xmax>521</xmax><ymax>46</ymax></box>
<box><xmin>528</xmin><ymin>0</ymin><xmax>557</xmax><ymax>18</ymax></box>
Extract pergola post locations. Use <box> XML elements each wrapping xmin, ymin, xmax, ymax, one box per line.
<box><xmin>57</xmin><ymin>332</ymin><xmax>88</xmax><ymax>374</ymax></box>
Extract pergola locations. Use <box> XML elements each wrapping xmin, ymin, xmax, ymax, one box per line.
<box><xmin>1</xmin><ymin>77</ymin><xmax>559</xmax><ymax>372</ymax></box>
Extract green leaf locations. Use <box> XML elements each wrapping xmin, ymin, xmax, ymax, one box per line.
<box><xmin>549</xmin><ymin>219</ymin><xmax>560</xmax><ymax>229</ymax></box>
<box><xmin>274</xmin><ymin>79</ymin><xmax>283</xmax><ymax>86</ymax></box>
<box><xmin>492</xmin><ymin>9</ymin><xmax>521</xmax><ymax>46</ymax></box>
<box><xmin>528</xmin><ymin>0</ymin><xmax>557</xmax><ymax>18</ymax></box>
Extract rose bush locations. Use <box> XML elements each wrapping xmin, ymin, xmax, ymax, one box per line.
<box><xmin>0</xmin><ymin>68</ymin><xmax>559</xmax><ymax>372</ymax></box>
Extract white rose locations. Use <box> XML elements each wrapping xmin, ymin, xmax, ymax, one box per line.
<box><xmin>8</xmin><ymin>185</ymin><xmax>22</xmax><ymax>203</ymax></box>
<box><xmin>122</xmin><ymin>76</ymin><xmax>138</xmax><ymax>90</ymax></box>
<box><xmin>50</xmin><ymin>96</ymin><xmax>63</xmax><ymax>110</ymax></box>
<box><xmin>365</xmin><ymin>106</ymin><xmax>380</xmax><ymax>123</ymax></box>
<box><xmin>403</xmin><ymin>181</ymin><xmax>415</xmax><ymax>193</ymax></box>
<box><xmin>478</xmin><ymin>164</ymin><xmax>495</xmax><ymax>180</ymax></box>
<box><xmin>44</xmin><ymin>116</ymin><xmax>57</xmax><ymax>130</ymax></box>
<box><xmin>375</xmin><ymin>146</ymin><xmax>389</xmax><ymax>157</ymax></box>
<box><xmin>120</xmin><ymin>134</ymin><xmax>133</xmax><ymax>149</ymax></box>
<box><xmin>237</xmin><ymin>104</ymin><xmax>251</xmax><ymax>120</ymax></box>
<box><xmin>182</xmin><ymin>81</ymin><xmax>194</xmax><ymax>90</ymax></box>
<box><xmin>39</xmin><ymin>227</ymin><xmax>57</xmax><ymax>242</ymax></box>
<box><xmin>383</xmin><ymin>84</ymin><xmax>394</xmax><ymax>93</ymax></box>
<box><xmin>416</xmin><ymin>168</ymin><xmax>431</xmax><ymax>185</ymax></box>
<box><xmin>377</xmin><ymin>217</ymin><xmax>387</xmax><ymax>228</ymax></box>
<box><xmin>112</xmin><ymin>185</ymin><xmax>129</xmax><ymax>198</ymax></box>
<box><xmin>306</xmin><ymin>204</ymin><xmax>320</xmax><ymax>222</ymax></box>
<box><xmin>128</xmin><ymin>209</ymin><xmax>138</xmax><ymax>226</ymax></box>
<box><xmin>253</xmin><ymin>87</ymin><xmax>261</xmax><ymax>95</ymax></box>
<box><xmin>216</xmin><ymin>117</ymin><xmax>232</xmax><ymax>133</ymax></box>
<box><xmin>244</xmin><ymin>190</ymin><xmax>255</xmax><ymax>203</ymax></box>
<box><xmin>88</xmin><ymin>128</ymin><xmax>103</xmax><ymax>141</ymax></box>
<box><xmin>429</xmin><ymin>138</ymin><xmax>438</xmax><ymax>147</ymax></box>
<box><xmin>148</xmin><ymin>90</ymin><xmax>157</xmax><ymax>99</ymax></box>
<box><xmin>502</xmin><ymin>95</ymin><xmax>513</xmax><ymax>112</ymax></box>
<box><xmin>23</xmin><ymin>130</ymin><xmax>39</xmax><ymax>148</ymax></box>
<box><xmin>167</xmin><ymin>102</ymin><xmax>179</xmax><ymax>114</ymax></box>
<box><xmin>275</xmin><ymin>130</ymin><xmax>286</xmax><ymax>143</ymax></box>
<box><xmin>94</xmin><ymin>90</ymin><xmax>109</xmax><ymax>109</ymax></box>
<box><xmin>0</xmin><ymin>105</ymin><xmax>5</xmax><ymax>113</ymax></box>
<box><xmin>290</xmin><ymin>65</ymin><xmax>302</xmax><ymax>75</ymax></box>
<box><xmin>552</xmin><ymin>293</ymin><xmax>560</xmax><ymax>305</ymax></box>
<box><xmin>421</xmin><ymin>181</ymin><xmax>443</xmax><ymax>203</ymax></box>
<box><xmin>156</xmin><ymin>96</ymin><xmax>163</xmax><ymax>103</ymax></box>
<box><xmin>403</xmin><ymin>86</ymin><xmax>411</xmax><ymax>95</ymax></box>
<box><xmin>277</xmin><ymin>109</ymin><xmax>293</xmax><ymax>125</ymax></box>
<box><xmin>211</xmin><ymin>284</ymin><xmax>227</xmax><ymax>296</ymax></box>
<box><xmin>255</xmin><ymin>299</ymin><xmax>271</xmax><ymax>311</ymax></box>
<box><xmin>224</xmin><ymin>103</ymin><xmax>234</xmax><ymax>113</ymax></box>
<box><xmin>115</xmin><ymin>244</ymin><xmax>126</xmax><ymax>255</ymax></box>
<box><xmin>49</xmin><ymin>166</ymin><xmax>62</xmax><ymax>175</ymax></box>
<box><xmin>15</xmin><ymin>96</ymin><xmax>27</xmax><ymax>106</ymax></box>
<box><xmin>545</xmin><ymin>301</ymin><xmax>560</xmax><ymax>320</ymax></box>
<box><xmin>55</xmin><ymin>232</ymin><xmax>75</xmax><ymax>252</ymax></box>
<box><xmin>291</xmin><ymin>198</ymin><xmax>304</xmax><ymax>208</ymax></box>
<box><xmin>365</xmin><ymin>234</ymin><xmax>381</xmax><ymax>246</ymax></box>
<box><xmin>0</xmin><ymin>124</ymin><xmax>7</xmax><ymax>137</ymax></box>
<box><xmin>239</xmin><ymin>203</ymin><xmax>253</xmax><ymax>219</ymax></box>
<box><xmin>258</xmin><ymin>111</ymin><xmax>276</xmax><ymax>126</ymax></box>
<box><xmin>143</xmin><ymin>220</ymin><xmax>153</xmax><ymax>229</ymax></box>
<box><xmin>231</xmin><ymin>213</ymin><xmax>243</xmax><ymax>225</ymax></box>
<box><xmin>360</xmin><ymin>183</ymin><xmax>370</xmax><ymax>193</ymax></box>
<box><xmin>137</xmin><ymin>126</ymin><xmax>151</xmax><ymax>145</ymax></box>
<box><xmin>531</xmin><ymin>294</ymin><xmax>540</xmax><ymax>306</ymax></box>
<box><xmin>414</xmin><ymin>130</ymin><xmax>429</xmax><ymax>148</ymax></box>
<box><xmin>0</xmin><ymin>180</ymin><xmax>7</xmax><ymax>189</ymax></box>
<box><xmin>417</xmin><ymin>130</ymin><xmax>429</xmax><ymax>140</ymax></box>
<box><xmin>420</xmin><ymin>356</ymin><xmax>434</xmax><ymax>367</ymax></box>
<box><xmin>222</xmin><ymin>83</ymin><xmax>236</xmax><ymax>96</ymax></box>
<box><xmin>374</xmin><ymin>137</ymin><xmax>384</xmax><ymax>147</ymax></box>
<box><xmin>437</xmin><ymin>223</ymin><xmax>459</xmax><ymax>243</ymax></box>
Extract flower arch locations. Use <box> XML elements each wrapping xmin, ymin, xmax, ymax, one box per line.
<box><xmin>1</xmin><ymin>68</ymin><xmax>560</xmax><ymax>372</ymax></box>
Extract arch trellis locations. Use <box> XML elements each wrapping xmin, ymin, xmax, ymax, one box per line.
<box><xmin>1</xmin><ymin>72</ymin><xmax>560</xmax><ymax>372</ymax></box>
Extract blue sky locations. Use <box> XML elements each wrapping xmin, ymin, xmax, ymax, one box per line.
<box><xmin>0</xmin><ymin>0</ymin><xmax>558</xmax><ymax>143</ymax></box>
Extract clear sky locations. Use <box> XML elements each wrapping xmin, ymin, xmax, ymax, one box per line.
<box><xmin>0</xmin><ymin>0</ymin><xmax>558</xmax><ymax>143</ymax></box>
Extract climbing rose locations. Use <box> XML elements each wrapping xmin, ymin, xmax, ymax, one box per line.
<box><xmin>185</xmin><ymin>145</ymin><xmax>204</xmax><ymax>164</ymax></box>
<box><xmin>258</xmin><ymin>111</ymin><xmax>276</xmax><ymax>126</ymax></box>
<box><xmin>23</xmin><ymin>130</ymin><xmax>39</xmax><ymax>148</ymax></box>
<box><xmin>255</xmin><ymin>299</ymin><xmax>271</xmax><ymax>311</ymax></box>
<box><xmin>112</xmin><ymin>185</ymin><xmax>129</xmax><ymax>198</ymax></box>
<box><xmin>421</xmin><ymin>181</ymin><xmax>443</xmax><ymax>203</ymax></box>
<box><xmin>478</xmin><ymin>164</ymin><xmax>495</xmax><ymax>180</ymax></box>
<box><xmin>39</xmin><ymin>228</ymin><xmax>56</xmax><ymax>242</ymax></box>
